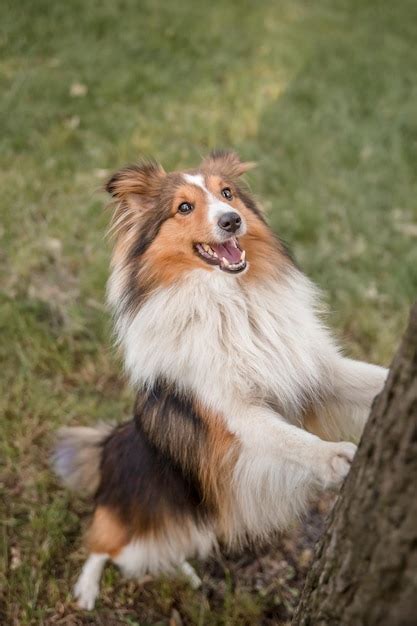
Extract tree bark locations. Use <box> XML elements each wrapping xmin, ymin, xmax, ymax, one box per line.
<box><xmin>293</xmin><ymin>302</ymin><xmax>417</xmax><ymax>626</ymax></box>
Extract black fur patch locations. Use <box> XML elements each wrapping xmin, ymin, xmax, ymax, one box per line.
<box><xmin>120</xmin><ymin>174</ymin><xmax>185</xmax><ymax>314</ymax></box>
<box><xmin>120</xmin><ymin>207</ymin><xmax>171</xmax><ymax>314</ymax></box>
<box><xmin>235</xmin><ymin>185</ymin><xmax>267</xmax><ymax>223</ymax></box>
<box><xmin>95</xmin><ymin>380</ymin><xmax>212</xmax><ymax>533</ymax></box>
<box><xmin>136</xmin><ymin>379</ymin><xmax>209</xmax><ymax>478</ymax></box>
<box><xmin>128</xmin><ymin>206</ymin><xmax>170</xmax><ymax>262</ymax></box>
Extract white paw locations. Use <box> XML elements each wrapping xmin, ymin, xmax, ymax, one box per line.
<box><xmin>74</xmin><ymin>577</ymin><xmax>98</xmax><ymax>610</ymax></box>
<box><xmin>180</xmin><ymin>561</ymin><xmax>202</xmax><ymax>589</ymax></box>
<box><xmin>314</xmin><ymin>441</ymin><xmax>357</xmax><ymax>488</ymax></box>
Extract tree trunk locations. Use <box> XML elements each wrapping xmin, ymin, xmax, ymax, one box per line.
<box><xmin>293</xmin><ymin>303</ymin><xmax>417</xmax><ymax>626</ymax></box>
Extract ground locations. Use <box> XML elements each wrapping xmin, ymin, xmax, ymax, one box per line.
<box><xmin>1</xmin><ymin>0</ymin><xmax>416</xmax><ymax>624</ymax></box>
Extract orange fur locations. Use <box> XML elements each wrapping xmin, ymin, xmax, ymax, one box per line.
<box><xmin>107</xmin><ymin>160</ymin><xmax>167</xmax><ymax>264</ymax></box>
<box><xmin>195</xmin><ymin>403</ymin><xmax>240</xmax><ymax>536</ymax></box>
<box><xmin>138</xmin><ymin>183</ymin><xmax>214</xmax><ymax>290</ymax></box>
<box><xmin>86</xmin><ymin>506</ymin><xmax>128</xmax><ymax>557</ymax></box>
<box><xmin>240</xmin><ymin>207</ymin><xmax>290</xmax><ymax>283</ymax></box>
<box><xmin>136</xmin><ymin>173</ymin><xmax>288</xmax><ymax>292</ymax></box>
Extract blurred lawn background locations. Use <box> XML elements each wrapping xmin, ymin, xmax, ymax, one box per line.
<box><xmin>1</xmin><ymin>0</ymin><xmax>416</xmax><ymax>624</ymax></box>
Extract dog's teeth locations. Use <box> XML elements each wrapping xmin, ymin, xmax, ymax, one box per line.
<box><xmin>202</xmin><ymin>244</ymin><xmax>210</xmax><ymax>253</ymax></box>
<box><xmin>231</xmin><ymin>238</ymin><xmax>237</xmax><ymax>248</ymax></box>
<box><xmin>241</xmin><ymin>250</ymin><xmax>246</xmax><ymax>262</ymax></box>
<box><xmin>222</xmin><ymin>257</ymin><xmax>230</xmax><ymax>267</ymax></box>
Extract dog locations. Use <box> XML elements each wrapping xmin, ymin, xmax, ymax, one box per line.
<box><xmin>53</xmin><ymin>150</ymin><xmax>388</xmax><ymax>609</ymax></box>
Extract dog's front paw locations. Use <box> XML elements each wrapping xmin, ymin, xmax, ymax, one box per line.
<box><xmin>313</xmin><ymin>441</ymin><xmax>357</xmax><ymax>488</ymax></box>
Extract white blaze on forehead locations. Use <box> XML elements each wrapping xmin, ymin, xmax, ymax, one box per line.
<box><xmin>183</xmin><ymin>173</ymin><xmax>240</xmax><ymax>226</ymax></box>
<box><xmin>184</xmin><ymin>173</ymin><xmax>207</xmax><ymax>191</ymax></box>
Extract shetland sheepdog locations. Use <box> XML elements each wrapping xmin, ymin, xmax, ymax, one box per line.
<box><xmin>53</xmin><ymin>150</ymin><xmax>388</xmax><ymax>609</ymax></box>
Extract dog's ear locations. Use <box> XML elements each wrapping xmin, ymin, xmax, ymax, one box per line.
<box><xmin>106</xmin><ymin>160</ymin><xmax>166</xmax><ymax>211</ymax></box>
<box><xmin>106</xmin><ymin>160</ymin><xmax>166</xmax><ymax>239</ymax></box>
<box><xmin>201</xmin><ymin>150</ymin><xmax>256</xmax><ymax>179</ymax></box>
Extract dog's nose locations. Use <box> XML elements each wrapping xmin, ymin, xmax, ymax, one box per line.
<box><xmin>218</xmin><ymin>212</ymin><xmax>242</xmax><ymax>233</ymax></box>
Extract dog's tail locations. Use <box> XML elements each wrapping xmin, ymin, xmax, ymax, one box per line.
<box><xmin>52</xmin><ymin>424</ymin><xmax>112</xmax><ymax>496</ymax></box>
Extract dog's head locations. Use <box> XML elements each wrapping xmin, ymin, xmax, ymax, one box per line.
<box><xmin>106</xmin><ymin>151</ymin><xmax>290</xmax><ymax>310</ymax></box>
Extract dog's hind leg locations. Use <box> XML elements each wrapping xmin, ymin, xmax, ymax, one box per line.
<box><xmin>74</xmin><ymin>505</ymin><xmax>129</xmax><ymax>609</ymax></box>
<box><xmin>179</xmin><ymin>561</ymin><xmax>202</xmax><ymax>589</ymax></box>
<box><xmin>74</xmin><ymin>553</ymin><xmax>108</xmax><ymax>610</ymax></box>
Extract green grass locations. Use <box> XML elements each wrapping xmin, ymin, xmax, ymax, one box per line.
<box><xmin>1</xmin><ymin>0</ymin><xmax>416</xmax><ymax>623</ymax></box>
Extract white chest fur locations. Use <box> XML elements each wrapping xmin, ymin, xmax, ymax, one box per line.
<box><xmin>110</xmin><ymin>268</ymin><xmax>339</xmax><ymax>420</ymax></box>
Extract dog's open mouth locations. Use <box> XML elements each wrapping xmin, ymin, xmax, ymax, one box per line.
<box><xmin>195</xmin><ymin>237</ymin><xmax>247</xmax><ymax>273</ymax></box>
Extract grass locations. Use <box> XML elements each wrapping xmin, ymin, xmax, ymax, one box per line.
<box><xmin>1</xmin><ymin>0</ymin><xmax>416</xmax><ymax>623</ymax></box>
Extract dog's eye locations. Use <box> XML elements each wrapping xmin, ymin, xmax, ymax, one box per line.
<box><xmin>221</xmin><ymin>187</ymin><xmax>233</xmax><ymax>200</ymax></box>
<box><xmin>178</xmin><ymin>202</ymin><xmax>194</xmax><ymax>214</ymax></box>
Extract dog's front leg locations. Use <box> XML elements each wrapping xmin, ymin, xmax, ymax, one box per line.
<box><xmin>309</xmin><ymin>358</ymin><xmax>388</xmax><ymax>443</ymax></box>
<box><xmin>231</xmin><ymin>407</ymin><xmax>357</xmax><ymax>491</ymax></box>
<box><xmin>227</xmin><ymin>407</ymin><xmax>357</xmax><ymax>531</ymax></box>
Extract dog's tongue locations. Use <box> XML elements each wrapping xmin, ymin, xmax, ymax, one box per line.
<box><xmin>212</xmin><ymin>241</ymin><xmax>242</xmax><ymax>264</ymax></box>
